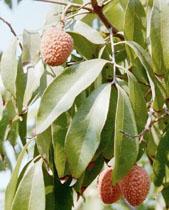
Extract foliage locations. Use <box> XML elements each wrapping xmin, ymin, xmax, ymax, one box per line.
<box><xmin>1</xmin><ymin>0</ymin><xmax>169</xmax><ymax>209</ymax></box>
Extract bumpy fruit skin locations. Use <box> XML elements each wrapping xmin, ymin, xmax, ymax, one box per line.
<box><xmin>120</xmin><ymin>165</ymin><xmax>150</xmax><ymax>206</ymax></box>
<box><xmin>40</xmin><ymin>27</ymin><xmax>73</xmax><ymax>66</ymax></box>
<box><xmin>98</xmin><ymin>167</ymin><xmax>122</xmax><ymax>204</ymax></box>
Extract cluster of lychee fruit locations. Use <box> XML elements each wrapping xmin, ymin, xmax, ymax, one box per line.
<box><xmin>40</xmin><ymin>27</ymin><xmax>73</xmax><ymax>66</ymax></box>
<box><xmin>98</xmin><ymin>165</ymin><xmax>150</xmax><ymax>207</ymax></box>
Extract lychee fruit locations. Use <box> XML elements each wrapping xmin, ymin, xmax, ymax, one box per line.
<box><xmin>40</xmin><ymin>27</ymin><xmax>73</xmax><ymax>66</ymax></box>
<box><xmin>119</xmin><ymin>165</ymin><xmax>150</xmax><ymax>206</ymax></box>
<box><xmin>98</xmin><ymin>167</ymin><xmax>122</xmax><ymax>204</ymax></box>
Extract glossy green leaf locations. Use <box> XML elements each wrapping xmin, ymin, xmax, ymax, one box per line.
<box><xmin>100</xmin><ymin>86</ymin><xmax>118</xmax><ymax>160</ymax></box>
<box><xmin>113</xmin><ymin>85</ymin><xmax>139</xmax><ymax>184</ymax></box>
<box><xmin>124</xmin><ymin>0</ymin><xmax>146</xmax><ymax>47</ymax></box>
<box><xmin>5</xmin><ymin>141</ymin><xmax>32</xmax><ymax>210</ymax></box>
<box><xmin>16</xmin><ymin>58</ymin><xmax>27</xmax><ymax>113</ymax></box>
<box><xmin>65</xmin><ymin>84</ymin><xmax>111</xmax><ymax>178</ymax></box>
<box><xmin>12</xmin><ymin>159</ymin><xmax>45</xmax><ymax>210</ymax></box>
<box><xmin>128</xmin><ymin>72</ymin><xmax>147</xmax><ymax>132</ymax></box>
<box><xmin>36</xmin><ymin>59</ymin><xmax>108</xmax><ymax>134</ymax></box>
<box><xmin>150</xmin><ymin>0</ymin><xmax>169</xmax><ymax>75</ymax></box>
<box><xmin>70</xmin><ymin>21</ymin><xmax>105</xmax><ymax>59</ymax></box>
<box><xmin>52</xmin><ymin>113</ymin><xmax>69</xmax><ymax>178</ymax></box>
<box><xmin>36</xmin><ymin>127</ymin><xmax>52</xmax><ymax>164</ymax></box>
<box><xmin>104</xmin><ymin>0</ymin><xmax>127</xmax><ymax>31</ymax></box>
<box><xmin>0</xmin><ymin>38</ymin><xmax>18</xmax><ymax>97</ymax></box>
<box><xmin>124</xmin><ymin>41</ymin><xmax>165</xmax><ymax>111</ymax></box>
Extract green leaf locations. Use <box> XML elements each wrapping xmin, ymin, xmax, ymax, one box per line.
<box><xmin>104</xmin><ymin>0</ymin><xmax>127</xmax><ymax>31</ymax></box>
<box><xmin>0</xmin><ymin>38</ymin><xmax>18</xmax><ymax>97</ymax></box>
<box><xmin>65</xmin><ymin>84</ymin><xmax>111</xmax><ymax>178</ymax></box>
<box><xmin>128</xmin><ymin>72</ymin><xmax>147</xmax><ymax>132</ymax></box>
<box><xmin>5</xmin><ymin>141</ymin><xmax>32</xmax><ymax>210</ymax></box>
<box><xmin>36</xmin><ymin>59</ymin><xmax>108</xmax><ymax>134</ymax></box>
<box><xmin>22</xmin><ymin>30</ymin><xmax>40</xmax><ymax>66</ymax></box>
<box><xmin>124</xmin><ymin>0</ymin><xmax>146</xmax><ymax>47</ymax></box>
<box><xmin>23</xmin><ymin>61</ymin><xmax>44</xmax><ymax>107</ymax></box>
<box><xmin>16</xmin><ymin>58</ymin><xmax>27</xmax><ymax>113</ymax></box>
<box><xmin>52</xmin><ymin>113</ymin><xmax>69</xmax><ymax>178</ymax></box>
<box><xmin>150</xmin><ymin>0</ymin><xmax>169</xmax><ymax>75</ymax></box>
<box><xmin>36</xmin><ymin>127</ymin><xmax>52</xmax><ymax>164</ymax></box>
<box><xmin>153</xmin><ymin>128</ymin><xmax>169</xmax><ymax>186</ymax></box>
<box><xmin>124</xmin><ymin>41</ymin><xmax>166</xmax><ymax>111</ymax></box>
<box><xmin>113</xmin><ymin>85</ymin><xmax>139</xmax><ymax>184</ymax></box>
<box><xmin>100</xmin><ymin>86</ymin><xmax>118</xmax><ymax>160</ymax></box>
<box><xmin>12</xmin><ymin>159</ymin><xmax>45</xmax><ymax>210</ymax></box>
<box><xmin>70</xmin><ymin>21</ymin><xmax>105</xmax><ymax>59</ymax></box>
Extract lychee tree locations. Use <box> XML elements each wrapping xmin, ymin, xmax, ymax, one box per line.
<box><xmin>1</xmin><ymin>0</ymin><xmax>169</xmax><ymax>209</ymax></box>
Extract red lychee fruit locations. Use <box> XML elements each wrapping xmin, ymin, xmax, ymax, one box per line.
<box><xmin>98</xmin><ymin>167</ymin><xmax>122</xmax><ymax>204</ymax></box>
<box><xmin>40</xmin><ymin>27</ymin><xmax>73</xmax><ymax>66</ymax></box>
<box><xmin>119</xmin><ymin>165</ymin><xmax>150</xmax><ymax>206</ymax></box>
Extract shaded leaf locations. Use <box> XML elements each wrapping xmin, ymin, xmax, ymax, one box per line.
<box><xmin>52</xmin><ymin>113</ymin><xmax>69</xmax><ymax>178</ymax></box>
<box><xmin>65</xmin><ymin>84</ymin><xmax>111</xmax><ymax>178</ymax></box>
<box><xmin>36</xmin><ymin>127</ymin><xmax>52</xmax><ymax>164</ymax></box>
<box><xmin>16</xmin><ymin>58</ymin><xmax>27</xmax><ymax>113</ymax></box>
<box><xmin>100</xmin><ymin>86</ymin><xmax>118</xmax><ymax>160</ymax></box>
<box><xmin>128</xmin><ymin>72</ymin><xmax>147</xmax><ymax>132</ymax></box>
<box><xmin>113</xmin><ymin>85</ymin><xmax>139</xmax><ymax>184</ymax></box>
<box><xmin>153</xmin><ymin>128</ymin><xmax>169</xmax><ymax>186</ymax></box>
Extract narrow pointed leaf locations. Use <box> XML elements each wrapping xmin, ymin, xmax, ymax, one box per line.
<box><xmin>12</xmin><ymin>159</ymin><xmax>45</xmax><ymax>210</ymax></box>
<box><xmin>5</xmin><ymin>141</ymin><xmax>32</xmax><ymax>210</ymax></box>
<box><xmin>1</xmin><ymin>38</ymin><xmax>18</xmax><ymax>96</ymax></box>
<box><xmin>124</xmin><ymin>0</ymin><xmax>146</xmax><ymax>47</ymax></box>
<box><xmin>150</xmin><ymin>0</ymin><xmax>169</xmax><ymax>75</ymax></box>
<box><xmin>52</xmin><ymin>113</ymin><xmax>69</xmax><ymax>178</ymax></box>
<box><xmin>36</xmin><ymin>127</ymin><xmax>52</xmax><ymax>164</ymax></box>
<box><xmin>128</xmin><ymin>72</ymin><xmax>147</xmax><ymax>132</ymax></box>
<box><xmin>113</xmin><ymin>85</ymin><xmax>139</xmax><ymax>183</ymax></box>
<box><xmin>124</xmin><ymin>41</ymin><xmax>166</xmax><ymax>111</ymax></box>
<box><xmin>65</xmin><ymin>84</ymin><xmax>111</xmax><ymax>178</ymax></box>
<box><xmin>36</xmin><ymin>59</ymin><xmax>108</xmax><ymax>134</ymax></box>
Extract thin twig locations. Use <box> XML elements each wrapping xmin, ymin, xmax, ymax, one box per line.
<box><xmin>0</xmin><ymin>17</ymin><xmax>23</xmax><ymax>50</ymax></box>
<box><xmin>66</xmin><ymin>11</ymin><xmax>90</xmax><ymax>20</ymax></box>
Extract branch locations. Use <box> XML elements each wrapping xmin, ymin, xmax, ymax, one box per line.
<box><xmin>0</xmin><ymin>17</ymin><xmax>23</xmax><ymax>50</ymax></box>
<box><xmin>34</xmin><ymin>0</ymin><xmax>93</xmax><ymax>12</ymax></box>
<box><xmin>91</xmin><ymin>0</ymin><xmax>124</xmax><ymax>40</ymax></box>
